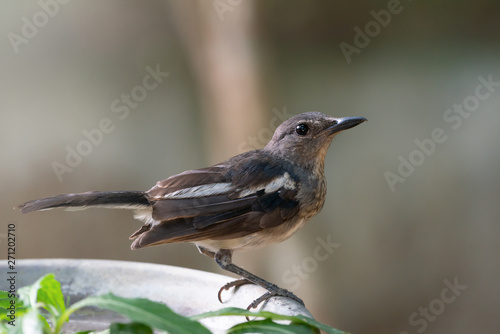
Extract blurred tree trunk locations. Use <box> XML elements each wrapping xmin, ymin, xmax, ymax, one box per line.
<box><xmin>167</xmin><ymin>0</ymin><xmax>267</xmax><ymax>164</ymax></box>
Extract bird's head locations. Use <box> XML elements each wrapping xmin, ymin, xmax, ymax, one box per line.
<box><xmin>264</xmin><ymin>112</ymin><xmax>367</xmax><ymax>170</ymax></box>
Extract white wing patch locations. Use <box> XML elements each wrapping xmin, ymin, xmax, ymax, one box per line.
<box><xmin>155</xmin><ymin>172</ymin><xmax>296</xmax><ymax>199</ymax></box>
<box><xmin>264</xmin><ymin>172</ymin><xmax>296</xmax><ymax>193</ymax></box>
<box><xmin>157</xmin><ymin>183</ymin><xmax>233</xmax><ymax>199</ymax></box>
<box><xmin>238</xmin><ymin>172</ymin><xmax>296</xmax><ymax>197</ymax></box>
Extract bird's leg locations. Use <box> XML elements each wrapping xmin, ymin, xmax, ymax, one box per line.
<box><xmin>197</xmin><ymin>245</ymin><xmax>216</xmax><ymax>258</ymax></box>
<box><xmin>196</xmin><ymin>246</ymin><xmax>255</xmax><ymax>301</ymax></box>
<box><xmin>214</xmin><ymin>249</ymin><xmax>304</xmax><ymax>310</ymax></box>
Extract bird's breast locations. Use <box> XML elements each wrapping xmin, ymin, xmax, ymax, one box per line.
<box><xmin>296</xmin><ymin>173</ymin><xmax>327</xmax><ymax>221</ymax></box>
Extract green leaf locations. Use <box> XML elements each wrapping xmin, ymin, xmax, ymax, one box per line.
<box><xmin>0</xmin><ymin>291</ymin><xmax>27</xmax><ymax>323</ymax></box>
<box><xmin>109</xmin><ymin>322</ymin><xmax>154</xmax><ymax>334</ymax></box>
<box><xmin>4</xmin><ymin>275</ymin><xmax>61</xmax><ymax>333</ymax></box>
<box><xmin>68</xmin><ymin>293</ymin><xmax>210</xmax><ymax>334</ymax></box>
<box><xmin>193</xmin><ymin>307</ymin><xmax>349</xmax><ymax>334</ymax></box>
<box><xmin>0</xmin><ymin>294</ymin><xmax>23</xmax><ymax>309</ymax></box>
<box><xmin>227</xmin><ymin>319</ymin><xmax>318</xmax><ymax>334</ymax></box>
<box><xmin>36</xmin><ymin>274</ymin><xmax>66</xmax><ymax>318</ymax></box>
<box><xmin>17</xmin><ymin>273</ymin><xmax>65</xmax><ymax>318</ymax></box>
<box><xmin>0</xmin><ymin>306</ymin><xmax>28</xmax><ymax>323</ymax></box>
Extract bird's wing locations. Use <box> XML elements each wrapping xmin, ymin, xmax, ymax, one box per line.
<box><xmin>130</xmin><ymin>162</ymin><xmax>300</xmax><ymax>249</ymax></box>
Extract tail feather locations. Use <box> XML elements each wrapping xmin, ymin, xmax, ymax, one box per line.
<box><xmin>17</xmin><ymin>191</ymin><xmax>150</xmax><ymax>214</ymax></box>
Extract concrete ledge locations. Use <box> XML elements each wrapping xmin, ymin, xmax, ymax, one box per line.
<box><xmin>1</xmin><ymin>258</ymin><xmax>313</xmax><ymax>333</ymax></box>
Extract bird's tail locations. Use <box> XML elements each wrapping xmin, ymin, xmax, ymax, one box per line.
<box><xmin>17</xmin><ymin>191</ymin><xmax>150</xmax><ymax>214</ymax></box>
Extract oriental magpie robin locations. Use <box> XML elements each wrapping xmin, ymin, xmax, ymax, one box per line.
<box><xmin>17</xmin><ymin>112</ymin><xmax>366</xmax><ymax>310</ymax></box>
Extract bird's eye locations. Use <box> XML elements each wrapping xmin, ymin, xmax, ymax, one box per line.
<box><xmin>295</xmin><ymin>123</ymin><xmax>309</xmax><ymax>136</ymax></box>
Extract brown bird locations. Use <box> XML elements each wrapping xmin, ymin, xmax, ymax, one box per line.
<box><xmin>17</xmin><ymin>112</ymin><xmax>366</xmax><ymax>309</ymax></box>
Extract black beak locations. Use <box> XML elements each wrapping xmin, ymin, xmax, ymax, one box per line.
<box><xmin>323</xmin><ymin>116</ymin><xmax>367</xmax><ymax>136</ymax></box>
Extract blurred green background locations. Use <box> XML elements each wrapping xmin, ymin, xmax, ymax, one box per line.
<box><xmin>1</xmin><ymin>1</ymin><xmax>500</xmax><ymax>333</ymax></box>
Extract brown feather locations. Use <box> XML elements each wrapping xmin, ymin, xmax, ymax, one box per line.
<box><xmin>148</xmin><ymin>167</ymin><xmax>227</xmax><ymax>198</ymax></box>
<box><xmin>151</xmin><ymin>195</ymin><xmax>257</xmax><ymax>221</ymax></box>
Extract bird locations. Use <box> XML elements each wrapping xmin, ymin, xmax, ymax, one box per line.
<box><xmin>17</xmin><ymin>112</ymin><xmax>366</xmax><ymax>310</ymax></box>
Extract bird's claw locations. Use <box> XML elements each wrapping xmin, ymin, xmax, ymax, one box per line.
<box><xmin>218</xmin><ymin>280</ymin><xmax>305</xmax><ymax>321</ymax></box>
<box><xmin>244</xmin><ymin>290</ymin><xmax>304</xmax><ymax>321</ymax></box>
<box><xmin>218</xmin><ymin>278</ymin><xmax>253</xmax><ymax>303</ymax></box>
<box><xmin>247</xmin><ymin>289</ymin><xmax>304</xmax><ymax>310</ymax></box>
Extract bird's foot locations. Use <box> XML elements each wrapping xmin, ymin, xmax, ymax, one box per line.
<box><xmin>247</xmin><ymin>288</ymin><xmax>304</xmax><ymax>311</ymax></box>
<box><xmin>218</xmin><ymin>278</ymin><xmax>253</xmax><ymax>303</ymax></box>
<box><xmin>218</xmin><ymin>279</ymin><xmax>304</xmax><ymax>311</ymax></box>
